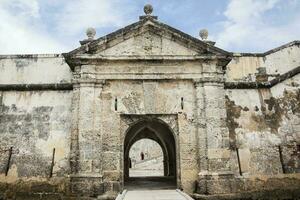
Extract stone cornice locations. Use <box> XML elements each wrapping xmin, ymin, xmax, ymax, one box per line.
<box><xmin>0</xmin><ymin>83</ymin><xmax>73</xmax><ymax>91</ymax></box>
<box><xmin>225</xmin><ymin>66</ymin><xmax>300</xmax><ymax>89</ymax></box>
<box><xmin>72</xmin><ymin>78</ymin><xmax>106</xmax><ymax>87</ymax></box>
<box><xmin>1</xmin><ymin>65</ymin><xmax>297</xmax><ymax>91</ymax></box>
<box><xmin>68</xmin><ymin>54</ymin><xmax>229</xmax><ymax>60</ymax></box>
<box><xmin>64</xmin><ymin>55</ymin><xmax>231</xmax><ymax>71</ymax></box>
<box><xmin>193</xmin><ymin>77</ymin><xmax>225</xmax><ymax>87</ymax></box>
<box><xmin>231</xmin><ymin>40</ymin><xmax>300</xmax><ymax>57</ymax></box>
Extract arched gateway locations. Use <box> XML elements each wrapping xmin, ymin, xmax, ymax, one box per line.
<box><xmin>123</xmin><ymin>118</ymin><xmax>178</xmax><ymax>187</ymax></box>
<box><xmin>1</xmin><ymin>4</ymin><xmax>299</xmax><ymax>200</ymax></box>
<box><xmin>64</xmin><ymin>4</ymin><xmax>233</xmax><ymax>199</ymax></box>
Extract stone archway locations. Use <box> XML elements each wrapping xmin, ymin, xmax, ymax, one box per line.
<box><xmin>123</xmin><ymin>117</ymin><xmax>177</xmax><ymax>188</ymax></box>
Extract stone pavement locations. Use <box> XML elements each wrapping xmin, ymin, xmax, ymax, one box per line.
<box><xmin>129</xmin><ymin>169</ymin><xmax>164</xmax><ymax>177</ymax></box>
<box><xmin>124</xmin><ymin>176</ymin><xmax>176</xmax><ymax>190</ymax></box>
<box><xmin>119</xmin><ymin>176</ymin><xmax>194</xmax><ymax>200</ymax></box>
<box><xmin>122</xmin><ymin>190</ymin><xmax>193</xmax><ymax>200</ymax></box>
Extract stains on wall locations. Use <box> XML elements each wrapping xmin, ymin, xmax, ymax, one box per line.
<box><xmin>0</xmin><ymin>178</ymin><xmax>68</xmax><ymax>199</ymax></box>
<box><xmin>254</xmin><ymin>89</ymin><xmax>300</xmax><ymax>133</ymax></box>
<box><xmin>122</xmin><ymin>91</ymin><xmax>143</xmax><ymax>113</ymax></box>
<box><xmin>0</xmin><ymin>56</ymin><xmax>72</xmax><ymax>85</ymax></box>
<box><xmin>226</xmin><ymin>89</ymin><xmax>300</xmax><ymax>140</ymax></box>
<box><xmin>0</xmin><ymin>105</ymin><xmax>53</xmax><ymax>141</ymax></box>
<box><xmin>281</xmin><ymin>145</ymin><xmax>300</xmax><ymax>173</ymax></box>
<box><xmin>226</xmin><ymin>89</ymin><xmax>300</xmax><ymax>174</ymax></box>
<box><xmin>14</xmin><ymin>59</ymin><xmax>31</xmax><ymax>69</ymax></box>
<box><xmin>225</xmin><ymin>95</ymin><xmax>245</xmax><ymax>149</ymax></box>
<box><xmin>0</xmin><ymin>92</ymin><xmax>72</xmax><ymax>180</ymax></box>
<box><xmin>0</xmin><ymin>104</ymin><xmax>55</xmax><ymax>177</ymax></box>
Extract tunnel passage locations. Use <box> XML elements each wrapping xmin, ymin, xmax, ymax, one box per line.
<box><xmin>124</xmin><ymin>118</ymin><xmax>177</xmax><ymax>188</ymax></box>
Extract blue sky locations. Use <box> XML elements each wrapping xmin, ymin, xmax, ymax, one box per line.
<box><xmin>0</xmin><ymin>0</ymin><xmax>300</xmax><ymax>54</ymax></box>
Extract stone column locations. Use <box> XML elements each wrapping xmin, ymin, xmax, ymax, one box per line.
<box><xmin>194</xmin><ymin>76</ymin><xmax>234</xmax><ymax>195</ymax></box>
<box><xmin>69</xmin><ymin>65</ymin><xmax>106</xmax><ymax>196</ymax></box>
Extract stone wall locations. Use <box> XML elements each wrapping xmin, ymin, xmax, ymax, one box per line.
<box><xmin>0</xmin><ymin>54</ymin><xmax>71</xmax><ymax>84</ymax></box>
<box><xmin>0</xmin><ymin>33</ymin><xmax>299</xmax><ymax>199</ymax></box>
<box><xmin>0</xmin><ymin>90</ymin><xmax>72</xmax><ymax>198</ymax></box>
<box><xmin>226</xmin><ymin>41</ymin><xmax>300</xmax><ymax>82</ymax></box>
<box><xmin>225</xmin><ymin>42</ymin><xmax>300</xmax><ymax>177</ymax></box>
<box><xmin>223</xmin><ymin>72</ymin><xmax>300</xmax><ymax>198</ymax></box>
<box><xmin>100</xmin><ymin>79</ymin><xmax>198</xmax><ymax>192</ymax></box>
<box><xmin>0</xmin><ymin>55</ymin><xmax>73</xmax><ymax>199</ymax></box>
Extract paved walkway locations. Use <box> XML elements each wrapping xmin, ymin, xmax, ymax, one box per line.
<box><xmin>130</xmin><ymin>169</ymin><xmax>164</xmax><ymax>177</ymax></box>
<box><xmin>125</xmin><ymin>176</ymin><xmax>176</xmax><ymax>190</ymax></box>
<box><xmin>122</xmin><ymin>190</ymin><xmax>193</xmax><ymax>200</ymax></box>
<box><xmin>120</xmin><ymin>176</ymin><xmax>194</xmax><ymax>200</ymax></box>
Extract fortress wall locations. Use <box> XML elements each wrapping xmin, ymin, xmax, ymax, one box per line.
<box><xmin>226</xmin><ymin>42</ymin><xmax>300</xmax><ymax>81</ymax></box>
<box><xmin>0</xmin><ymin>55</ymin><xmax>72</xmax><ymax>84</ymax></box>
<box><xmin>0</xmin><ymin>55</ymin><xmax>73</xmax><ymax>197</ymax></box>
<box><xmin>0</xmin><ymin>91</ymin><xmax>72</xmax><ymax>181</ymax></box>
<box><xmin>225</xmin><ymin>73</ymin><xmax>300</xmax><ymax>176</ymax></box>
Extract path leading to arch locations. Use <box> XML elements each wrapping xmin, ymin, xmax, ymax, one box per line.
<box><xmin>125</xmin><ymin>176</ymin><xmax>176</xmax><ymax>190</ymax></box>
<box><xmin>121</xmin><ymin>190</ymin><xmax>194</xmax><ymax>200</ymax></box>
<box><xmin>120</xmin><ymin>177</ymin><xmax>194</xmax><ymax>200</ymax></box>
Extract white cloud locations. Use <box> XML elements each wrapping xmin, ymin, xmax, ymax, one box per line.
<box><xmin>1</xmin><ymin>0</ymin><xmax>299</xmax><ymax>54</ymax></box>
<box><xmin>0</xmin><ymin>0</ymin><xmax>67</xmax><ymax>54</ymax></box>
<box><xmin>55</xmin><ymin>0</ymin><xmax>133</xmax><ymax>37</ymax></box>
<box><xmin>0</xmin><ymin>0</ymin><xmax>40</xmax><ymax>18</ymax></box>
<box><xmin>215</xmin><ymin>0</ymin><xmax>300</xmax><ymax>52</ymax></box>
<box><xmin>0</xmin><ymin>0</ymin><xmax>134</xmax><ymax>54</ymax></box>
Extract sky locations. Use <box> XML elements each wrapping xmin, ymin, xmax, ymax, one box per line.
<box><xmin>0</xmin><ymin>0</ymin><xmax>299</xmax><ymax>54</ymax></box>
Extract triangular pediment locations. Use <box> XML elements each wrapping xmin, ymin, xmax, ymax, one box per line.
<box><xmin>65</xmin><ymin>18</ymin><xmax>230</xmax><ymax>58</ymax></box>
<box><xmin>98</xmin><ymin>28</ymin><xmax>201</xmax><ymax>56</ymax></box>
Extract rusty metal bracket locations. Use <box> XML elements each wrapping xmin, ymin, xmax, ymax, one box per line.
<box><xmin>49</xmin><ymin>148</ymin><xmax>56</xmax><ymax>178</ymax></box>
<box><xmin>5</xmin><ymin>147</ymin><xmax>13</xmax><ymax>176</ymax></box>
<box><xmin>236</xmin><ymin>148</ymin><xmax>242</xmax><ymax>176</ymax></box>
<box><xmin>278</xmin><ymin>145</ymin><xmax>286</xmax><ymax>174</ymax></box>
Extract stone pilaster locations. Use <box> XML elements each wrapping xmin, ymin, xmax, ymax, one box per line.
<box><xmin>194</xmin><ymin>76</ymin><xmax>234</xmax><ymax>195</ymax></box>
<box><xmin>70</xmin><ymin>66</ymin><xmax>81</xmax><ymax>174</ymax></box>
<box><xmin>77</xmin><ymin>80</ymin><xmax>105</xmax><ymax>174</ymax></box>
<box><xmin>69</xmin><ymin>65</ymin><xmax>106</xmax><ymax>196</ymax></box>
<box><xmin>194</xmin><ymin>80</ymin><xmax>208</xmax><ymax>173</ymax></box>
<box><xmin>92</xmin><ymin>82</ymin><xmax>105</xmax><ymax>174</ymax></box>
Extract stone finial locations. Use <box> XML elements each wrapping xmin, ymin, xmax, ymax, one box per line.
<box><xmin>139</xmin><ymin>4</ymin><xmax>157</xmax><ymax>20</ymax></box>
<box><xmin>199</xmin><ymin>29</ymin><xmax>209</xmax><ymax>40</ymax></box>
<box><xmin>144</xmin><ymin>4</ymin><xmax>153</xmax><ymax>15</ymax></box>
<box><xmin>80</xmin><ymin>27</ymin><xmax>96</xmax><ymax>45</ymax></box>
<box><xmin>86</xmin><ymin>27</ymin><xmax>96</xmax><ymax>40</ymax></box>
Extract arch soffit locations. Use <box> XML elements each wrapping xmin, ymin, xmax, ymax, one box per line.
<box><xmin>124</xmin><ymin>118</ymin><xmax>176</xmax><ymax>161</ymax></box>
<box><xmin>125</xmin><ymin>129</ymin><xmax>169</xmax><ymax>161</ymax></box>
<box><xmin>124</xmin><ymin>120</ymin><xmax>175</xmax><ymax>154</ymax></box>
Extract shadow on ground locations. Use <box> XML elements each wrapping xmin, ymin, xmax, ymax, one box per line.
<box><xmin>125</xmin><ymin>176</ymin><xmax>177</xmax><ymax>190</ymax></box>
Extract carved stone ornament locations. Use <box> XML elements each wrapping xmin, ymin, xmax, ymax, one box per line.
<box><xmin>199</xmin><ymin>29</ymin><xmax>208</xmax><ymax>40</ymax></box>
<box><xmin>144</xmin><ymin>4</ymin><xmax>153</xmax><ymax>15</ymax></box>
<box><xmin>86</xmin><ymin>27</ymin><xmax>96</xmax><ymax>40</ymax></box>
